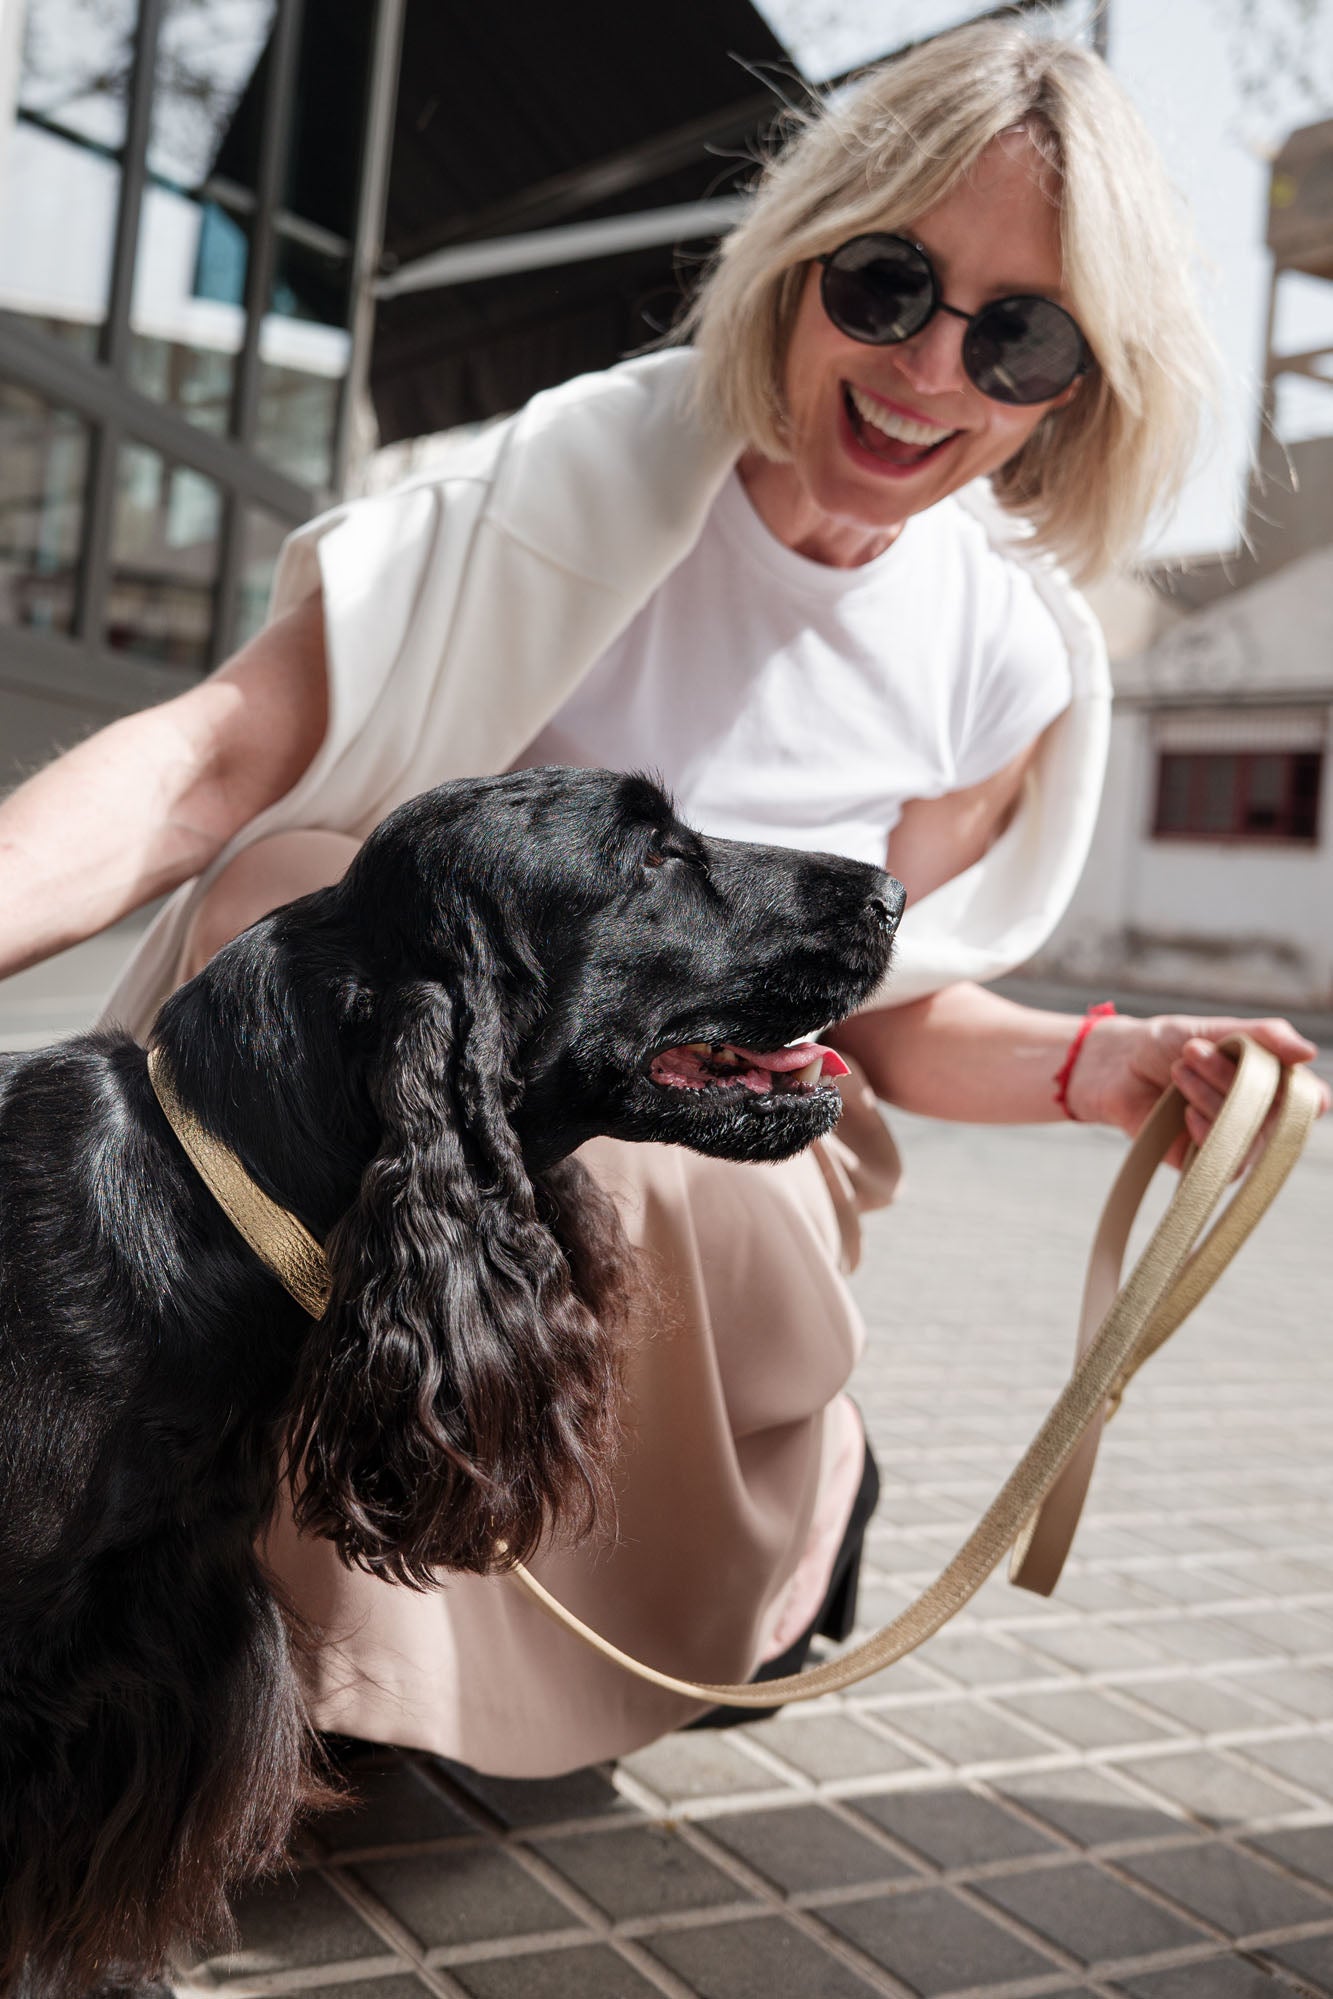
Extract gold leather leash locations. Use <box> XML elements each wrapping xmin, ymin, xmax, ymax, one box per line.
<box><xmin>147</xmin><ymin>1034</ymin><xmax>1320</xmax><ymax>1706</ymax></box>
<box><xmin>505</xmin><ymin>1035</ymin><xmax>1322</xmax><ymax>1703</ymax></box>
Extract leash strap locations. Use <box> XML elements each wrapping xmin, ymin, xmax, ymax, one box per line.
<box><xmin>147</xmin><ymin>1035</ymin><xmax>1319</xmax><ymax>1706</ymax></box>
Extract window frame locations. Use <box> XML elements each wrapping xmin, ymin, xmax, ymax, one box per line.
<box><xmin>1151</xmin><ymin>746</ymin><xmax>1324</xmax><ymax>846</ymax></box>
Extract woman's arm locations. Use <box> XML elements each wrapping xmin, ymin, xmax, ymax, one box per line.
<box><xmin>833</xmin><ymin>983</ymin><xmax>1327</xmax><ymax>1153</ymax></box>
<box><xmin>0</xmin><ymin>592</ymin><xmax>328</xmax><ymax>979</ymax></box>
<box><xmin>842</xmin><ymin>718</ymin><xmax>1328</xmax><ymax>1149</ymax></box>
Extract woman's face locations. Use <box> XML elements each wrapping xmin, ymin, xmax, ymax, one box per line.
<box><xmin>748</xmin><ymin>128</ymin><xmax>1081</xmax><ymax>566</ymax></box>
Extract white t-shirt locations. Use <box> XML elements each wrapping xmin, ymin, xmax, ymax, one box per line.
<box><xmin>520</xmin><ymin>470</ymin><xmax>1072</xmax><ymax>868</ymax></box>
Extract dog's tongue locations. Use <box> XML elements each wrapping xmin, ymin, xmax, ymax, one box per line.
<box><xmin>734</xmin><ymin>1041</ymin><xmax>850</xmax><ymax>1080</ymax></box>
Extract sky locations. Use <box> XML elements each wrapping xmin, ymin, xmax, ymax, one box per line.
<box><xmin>753</xmin><ymin>0</ymin><xmax>1333</xmax><ymax>560</ymax></box>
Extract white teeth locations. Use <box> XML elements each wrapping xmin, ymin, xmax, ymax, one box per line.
<box><xmin>793</xmin><ymin>1056</ymin><xmax>823</xmax><ymax>1088</ymax></box>
<box><xmin>849</xmin><ymin>385</ymin><xmax>953</xmax><ymax>446</ymax></box>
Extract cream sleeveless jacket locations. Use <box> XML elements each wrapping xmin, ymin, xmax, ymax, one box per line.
<box><xmin>101</xmin><ymin>348</ymin><xmax>1109</xmax><ymax>1038</ymax></box>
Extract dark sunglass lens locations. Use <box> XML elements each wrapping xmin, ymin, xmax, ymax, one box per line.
<box><xmin>963</xmin><ymin>297</ymin><xmax>1086</xmax><ymax>405</ymax></box>
<box><xmin>821</xmin><ymin>237</ymin><xmax>934</xmax><ymax>344</ymax></box>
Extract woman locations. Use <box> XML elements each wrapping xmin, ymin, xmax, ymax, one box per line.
<box><xmin>1</xmin><ymin>20</ymin><xmax>1325</xmax><ymax>1771</ymax></box>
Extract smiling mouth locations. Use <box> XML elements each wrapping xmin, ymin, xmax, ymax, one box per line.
<box><xmin>647</xmin><ymin>1039</ymin><xmax>850</xmax><ymax>1097</ymax></box>
<box><xmin>843</xmin><ymin>384</ymin><xmax>958</xmax><ymax>468</ymax></box>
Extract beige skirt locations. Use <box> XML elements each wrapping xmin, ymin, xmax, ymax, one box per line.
<box><xmin>262</xmin><ymin>1065</ymin><xmax>901</xmax><ymax>1777</ymax></box>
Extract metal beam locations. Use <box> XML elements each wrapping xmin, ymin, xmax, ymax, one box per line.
<box><xmin>389</xmin><ymin>89</ymin><xmax>779</xmax><ymax>264</ymax></box>
<box><xmin>376</xmin><ymin>195</ymin><xmax>749</xmax><ymax>300</ymax></box>
<box><xmin>0</xmin><ymin>622</ymin><xmax>201</xmax><ymax>714</ymax></box>
<box><xmin>0</xmin><ymin>317</ymin><xmax>316</xmax><ymax>521</ymax></box>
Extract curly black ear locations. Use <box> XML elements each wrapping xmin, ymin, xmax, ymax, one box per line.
<box><xmin>286</xmin><ymin>947</ymin><xmax>622</xmax><ymax>1585</ymax></box>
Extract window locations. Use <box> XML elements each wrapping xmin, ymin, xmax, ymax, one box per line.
<box><xmin>1153</xmin><ymin>750</ymin><xmax>1323</xmax><ymax>843</ymax></box>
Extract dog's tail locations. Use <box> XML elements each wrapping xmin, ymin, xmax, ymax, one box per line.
<box><xmin>0</xmin><ymin>1540</ymin><xmax>337</xmax><ymax>1996</ymax></box>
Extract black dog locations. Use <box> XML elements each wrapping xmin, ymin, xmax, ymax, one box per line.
<box><xmin>0</xmin><ymin>767</ymin><xmax>901</xmax><ymax>1995</ymax></box>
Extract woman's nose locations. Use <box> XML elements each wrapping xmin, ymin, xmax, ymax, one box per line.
<box><xmin>891</xmin><ymin>309</ymin><xmax>970</xmax><ymax>399</ymax></box>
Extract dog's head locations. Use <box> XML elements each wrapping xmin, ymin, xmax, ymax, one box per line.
<box><xmin>335</xmin><ymin>766</ymin><xmax>902</xmax><ymax>1170</ymax></box>
<box><xmin>166</xmin><ymin>769</ymin><xmax>900</xmax><ymax>1588</ymax></box>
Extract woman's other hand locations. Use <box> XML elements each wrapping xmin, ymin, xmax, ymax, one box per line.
<box><xmin>1066</xmin><ymin>1011</ymin><xmax>1331</xmax><ymax>1165</ymax></box>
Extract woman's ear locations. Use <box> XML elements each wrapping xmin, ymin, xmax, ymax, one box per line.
<box><xmin>285</xmin><ymin>955</ymin><xmax>618</xmax><ymax>1585</ymax></box>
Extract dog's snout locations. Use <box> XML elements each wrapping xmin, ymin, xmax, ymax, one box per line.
<box><xmin>869</xmin><ymin>877</ymin><xmax>906</xmax><ymax>934</ymax></box>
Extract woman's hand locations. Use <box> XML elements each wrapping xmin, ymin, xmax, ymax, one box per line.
<box><xmin>1066</xmin><ymin>1011</ymin><xmax>1331</xmax><ymax>1165</ymax></box>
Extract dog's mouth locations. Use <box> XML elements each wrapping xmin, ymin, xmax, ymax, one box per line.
<box><xmin>646</xmin><ymin>1038</ymin><xmax>850</xmax><ymax>1097</ymax></box>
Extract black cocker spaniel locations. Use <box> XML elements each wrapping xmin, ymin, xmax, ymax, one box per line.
<box><xmin>0</xmin><ymin>766</ymin><xmax>901</xmax><ymax>1996</ymax></box>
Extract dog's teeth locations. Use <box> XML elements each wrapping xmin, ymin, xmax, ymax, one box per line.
<box><xmin>794</xmin><ymin>1056</ymin><xmax>823</xmax><ymax>1088</ymax></box>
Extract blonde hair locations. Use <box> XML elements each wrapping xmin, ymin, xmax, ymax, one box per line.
<box><xmin>682</xmin><ymin>18</ymin><xmax>1218</xmax><ymax>580</ymax></box>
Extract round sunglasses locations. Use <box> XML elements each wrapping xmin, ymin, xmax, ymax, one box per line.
<box><xmin>818</xmin><ymin>233</ymin><xmax>1090</xmax><ymax>407</ymax></box>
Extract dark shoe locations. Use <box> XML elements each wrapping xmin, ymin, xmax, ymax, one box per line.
<box><xmin>686</xmin><ymin>1431</ymin><xmax>880</xmax><ymax>1730</ymax></box>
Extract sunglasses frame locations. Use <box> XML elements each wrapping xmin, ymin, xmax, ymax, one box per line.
<box><xmin>817</xmin><ymin>232</ymin><xmax>1091</xmax><ymax>408</ymax></box>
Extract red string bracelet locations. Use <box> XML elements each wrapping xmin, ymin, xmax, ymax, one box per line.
<box><xmin>1053</xmin><ymin>1001</ymin><xmax>1117</xmax><ymax>1121</ymax></box>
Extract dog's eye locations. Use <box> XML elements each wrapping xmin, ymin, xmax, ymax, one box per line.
<box><xmin>644</xmin><ymin>847</ymin><xmax>667</xmax><ymax>869</ymax></box>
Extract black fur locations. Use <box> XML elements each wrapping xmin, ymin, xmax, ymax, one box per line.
<box><xmin>0</xmin><ymin>767</ymin><xmax>900</xmax><ymax>1994</ymax></box>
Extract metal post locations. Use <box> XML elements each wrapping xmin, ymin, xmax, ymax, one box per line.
<box><xmin>75</xmin><ymin>0</ymin><xmax>165</xmax><ymax>645</ymax></box>
<box><xmin>213</xmin><ymin>0</ymin><xmax>307</xmax><ymax>662</ymax></box>
<box><xmin>1091</xmin><ymin>1</ymin><xmax>1111</xmax><ymax>59</ymax></box>
<box><xmin>331</xmin><ymin>0</ymin><xmax>407</xmax><ymax>497</ymax></box>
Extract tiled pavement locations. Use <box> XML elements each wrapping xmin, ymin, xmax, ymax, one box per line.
<box><xmin>4</xmin><ymin>944</ymin><xmax>1333</xmax><ymax>1998</ymax></box>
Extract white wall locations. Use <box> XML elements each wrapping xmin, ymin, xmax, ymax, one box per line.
<box><xmin>1036</xmin><ymin>706</ymin><xmax>1333</xmax><ymax>1006</ymax></box>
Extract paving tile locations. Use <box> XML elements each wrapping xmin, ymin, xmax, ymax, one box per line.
<box><xmin>618</xmin><ymin>1733</ymin><xmax>781</xmax><ymax>1805</ymax></box>
<box><xmin>1135</xmin><ymin>1619</ymin><xmax>1276</xmax><ymax>1667</ymax></box>
<box><xmin>745</xmin><ymin>1711</ymin><xmax>926</xmax><ymax>1781</ymax></box>
<box><xmin>853</xmin><ymin>1785</ymin><xmax>1060</xmax><ymax>1869</ymax></box>
<box><xmin>354</xmin><ymin>1848</ymin><xmax>580</xmax><ymax>1952</ymax></box>
<box><xmin>879</xmin><ymin>1699</ymin><xmax>1055</xmax><ymax>1768</ymax></box>
<box><xmin>1262</xmin><ymin>1931</ymin><xmax>1333</xmax><ymax>1993</ymax></box>
<box><xmin>1116</xmin><ymin>1749</ymin><xmax>1310</xmax><ymax>1826</ymax></box>
<box><xmin>704</xmin><ymin>1803</ymin><xmax>915</xmax><ymax>1894</ymax></box>
<box><xmin>820</xmin><ymin>1883</ymin><xmax>1064</xmax><ymax>1992</ymax></box>
<box><xmin>189</xmin><ymin>1870</ymin><xmax>389</xmax><ymax>1979</ymax></box>
<box><xmin>1043</xmin><ymin>1573</ymin><xmax>1166</xmax><ymax>1616</ymax></box>
<box><xmin>529</xmin><ymin>1824</ymin><xmax>751</xmax><ymax>1921</ymax></box>
<box><xmin>277</xmin><ymin>1982</ymin><xmax>434</xmax><ymax>1999</ymax></box>
<box><xmin>1235</xmin><ymin>1732</ymin><xmax>1333</xmax><ymax>1801</ymax></box>
<box><xmin>452</xmin><ymin>1946</ymin><xmax>663</xmax><ymax>1999</ymax></box>
<box><xmin>1131</xmin><ymin>1567</ymin><xmax>1245</xmax><ymax>1608</ymax></box>
<box><xmin>1120</xmin><ymin>1677</ymin><xmax>1277</xmax><ymax>1736</ymax></box>
<box><xmin>1119</xmin><ymin>1839</ymin><xmax>1333</xmax><ymax>1934</ymax></box>
<box><xmin>1113</xmin><ymin>1958</ymin><xmax>1288</xmax><ymax>1996</ymax></box>
<box><xmin>997</xmin><ymin>1766</ymin><xmax>1184</xmax><ymax>1848</ymax></box>
<box><xmin>1215</xmin><ymin>1610</ymin><xmax>1333</xmax><ymax>1658</ymax></box>
<box><xmin>1251</xmin><ymin>1668</ymin><xmax>1333</xmax><ymax>1722</ymax></box>
<box><xmin>646</xmin><ymin>1913</ymin><xmax>881</xmax><ymax>1997</ymax></box>
<box><xmin>975</xmin><ymin>1860</ymin><xmax>1208</xmax><ymax>1964</ymax></box>
<box><xmin>316</xmin><ymin>1761</ymin><xmax>473</xmax><ymax>1852</ymax></box>
<box><xmin>997</xmin><ymin>1687</ymin><xmax>1176</xmax><ymax>1752</ymax></box>
<box><xmin>1014</xmin><ymin>1623</ymin><xmax>1168</xmax><ymax>1675</ymax></box>
<box><xmin>430</xmin><ymin>1758</ymin><xmax>633</xmax><ymax>1829</ymax></box>
<box><xmin>905</xmin><ymin>1631</ymin><xmax>1036</xmax><ymax>1687</ymax></box>
<box><xmin>1247</xmin><ymin>1821</ymin><xmax>1333</xmax><ymax>1891</ymax></box>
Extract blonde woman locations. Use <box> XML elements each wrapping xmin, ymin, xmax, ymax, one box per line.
<box><xmin>1</xmin><ymin>20</ymin><xmax>1324</xmax><ymax>1769</ymax></box>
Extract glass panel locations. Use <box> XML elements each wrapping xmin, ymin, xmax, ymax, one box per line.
<box><xmin>1197</xmin><ymin>754</ymin><xmax>1238</xmax><ymax>836</ymax></box>
<box><xmin>1155</xmin><ymin>755</ymin><xmax>1192</xmax><ymax>834</ymax></box>
<box><xmin>128</xmin><ymin>0</ymin><xmax>277</xmax><ymax>431</ymax></box>
<box><xmin>0</xmin><ymin>383</ymin><xmax>88</xmax><ymax>636</ymax></box>
<box><xmin>250</xmin><ymin>232</ymin><xmax>353</xmax><ymax>487</ymax></box>
<box><xmin>105</xmin><ymin>440</ymin><xmax>221</xmax><ymax>669</ymax></box>
<box><xmin>1291</xmin><ymin>752</ymin><xmax>1323</xmax><ymax>842</ymax></box>
<box><xmin>234</xmin><ymin>504</ymin><xmax>289</xmax><ymax>647</ymax></box>
<box><xmin>0</xmin><ymin>0</ymin><xmax>139</xmax><ymax>344</ymax></box>
<box><xmin>281</xmin><ymin>0</ymin><xmax>374</xmax><ymax>239</ymax></box>
<box><xmin>1243</xmin><ymin>753</ymin><xmax>1284</xmax><ymax>834</ymax></box>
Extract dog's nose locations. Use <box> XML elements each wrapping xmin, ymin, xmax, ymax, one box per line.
<box><xmin>870</xmin><ymin>878</ymin><xmax>906</xmax><ymax>934</ymax></box>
